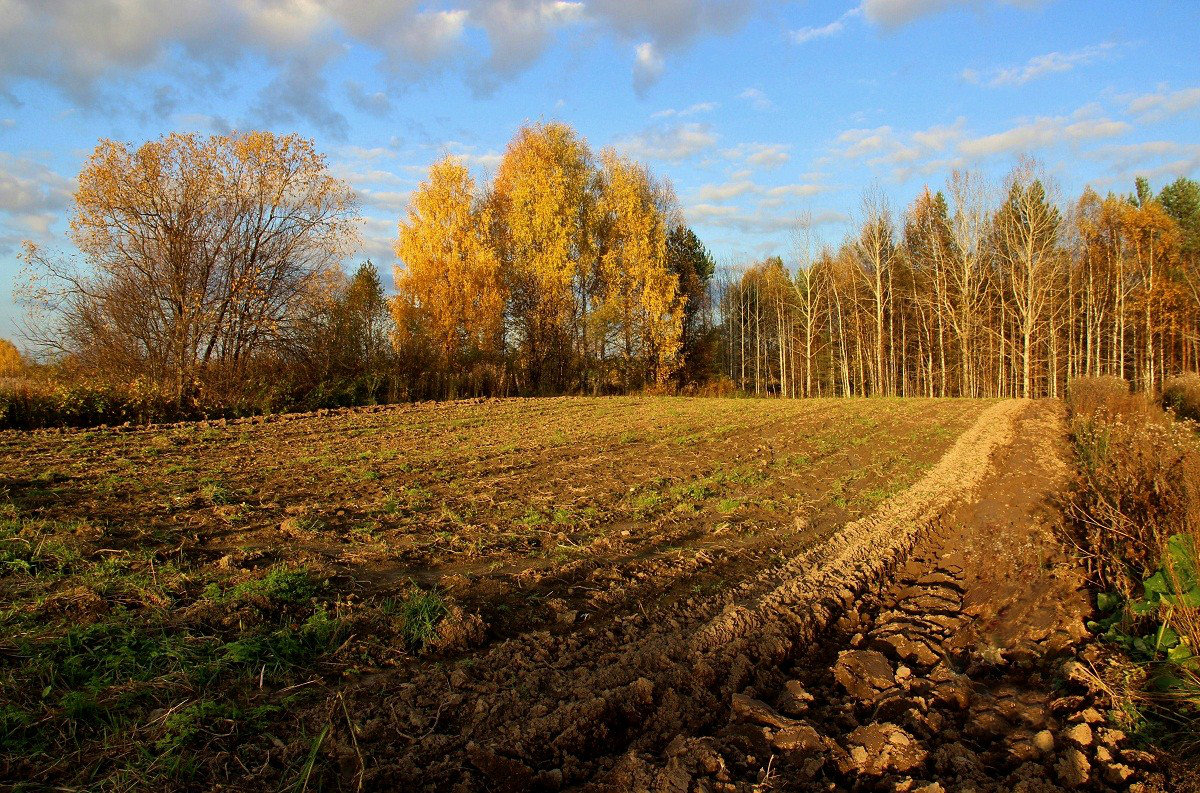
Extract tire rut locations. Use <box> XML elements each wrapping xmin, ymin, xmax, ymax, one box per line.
<box><xmin>595</xmin><ymin>402</ymin><xmax>1174</xmax><ymax>793</ymax></box>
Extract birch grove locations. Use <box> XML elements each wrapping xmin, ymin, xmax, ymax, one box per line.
<box><xmin>712</xmin><ymin>164</ymin><xmax>1200</xmax><ymax>399</ymax></box>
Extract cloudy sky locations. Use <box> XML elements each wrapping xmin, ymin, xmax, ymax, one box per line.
<box><xmin>1</xmin><ymin>0</ymin><xmax>1198</xmax><ymax>341</ymax></box>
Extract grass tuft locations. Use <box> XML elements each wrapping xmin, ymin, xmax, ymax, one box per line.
<box><xmin>398</xmin><ymin>587</ymin><xmax>448</xmax><ymax>649</ymax></box>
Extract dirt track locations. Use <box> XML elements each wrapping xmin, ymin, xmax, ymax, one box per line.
<box><xmin>266</xmin><ymin>399</ymin><xmax>1170</xmax><ymax>791</ymax></box>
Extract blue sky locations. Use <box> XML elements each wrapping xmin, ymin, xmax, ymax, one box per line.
<box><xmin>2</xmin><ymin>0</ymin><xmax>1198</xmax><ymax>343</ymax></box>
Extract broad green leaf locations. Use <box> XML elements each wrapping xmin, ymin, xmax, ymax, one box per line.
<box><xmin>1167</xmin><ymin>644</ymin><xmax>1194</xmax><ymax>664</ymax></box>
<box><xmin>1155</xmin><ymin>623</ymin><xmax>1180</xmax><ymax>650</ymax></box>
<box><xmin>1130</xmin><ymin>598</ymin><xmax>1159</xmax><ymax>616</ymax></box>
<box><xmin>1143</xmin><ymin>571</ymin><xmax>1170</xmax><ymax>596</ymax></box>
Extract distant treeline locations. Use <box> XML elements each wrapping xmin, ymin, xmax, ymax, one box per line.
<box><xmin>7</xmin><ymin>126</ymin><xmax>1200</xmax><ymax>427</ymax></box>
<box><xmin>715</xmin><ymin>164</ymin><xmax>1200</xmax><ymax>399</ymax></box>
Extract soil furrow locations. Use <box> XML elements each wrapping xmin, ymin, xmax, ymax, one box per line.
<box><xmin>317</xmin><ymin>401</ymin><xmax>1027</xmax><ymax>790</ymax></box>
<box><xmin>590</xmin><ymin>402</ymin><xmax>1173</xmax><ymax>792</ymax></box>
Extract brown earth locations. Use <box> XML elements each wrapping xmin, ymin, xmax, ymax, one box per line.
<box><xmin>256</xmin><ymin>400</ymin><xmax>1174</xmax><ymax>792</ymax></box>
<box><xmin>0</xmin><ymin>397</ymin><xmax>986</xmax><ymax>789</ymax></box>
<box><xmin>591</xmin><ymin>400</ymin><xmax>1179</xmax><ymax>792</ymax></box>
<box><xmin>2</xmin><ymin>397</ymin><xmax>1181</xmax><ymax>791</ymax></box>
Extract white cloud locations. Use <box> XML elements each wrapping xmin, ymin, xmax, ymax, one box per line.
<box><xmin>468</xmin><ymin>0</ymin><xmax>586</xmax><ymax>93</ymax></box>
<box><xmin>790</xmin><ymin>7</ymin><xmax>860</xmax><ymax>44</ymax></box>
<box><xmin>359</xmin><ymin>189</ymin><xmax>413</xmax><ymax>213</ymax></box>
<box><xmin>837</xmin><ymin>126</ymin><xmax>898</xmax><ymax>159</ymax></box>
<box><xmin>252</xmin><ymin>45</ymin><xmax>348</xmax><ymax>138</ymax></box>
<box><xmin>739</xmin><ymin>87</ymin><xmax>773</xmax><ymax>110</ymax></box>
<box><xmin>651</xmin><ymin>102</ymin><xmax>717</xmax><ymax>119</ymax></box>
<box><xmin>357</xmin><ymin>216</ymin><xmax>399</xmax><ymax>268</ymax></box>
<box><xmin>746</xmin><ymin>144</ymin><xmax>791</xmax><ymax>169</ymax></box>
<box><xmin>0</xmin><ymin>0</ymin><xmax>475</xmax><ymax>134</ymax></box>
<box><xmin>588</xmin><ymin>0</ymin><xmax>758</xmax><ymax>51</ymax></box>
<box><xmin>615</xmin><ymin>123</ymin><xmax>718</xmax><ymax>162</ymax></box>
<box><xmin>632</xmin><ymin>41</ymin><xmax>664</xmax><ymax>96</ymax></box>
<box><xmin>765</xmin><ymin>183</ymin><xmax>825</xmax><ymax>197</ymax></box>
<box><xmin>394</xmin><ymin>9</ymin><xmax>470</xmax><ymax>65</ymax></box>
<box><xmin>1126</xmin><ymin>86</ymin><xmax>1200</xmax><ymax>121</ymax></box>
<box><xmin>835</xmin><ymin>118</ymin><xmax>972</xmax><ymax>179</ymax></box>
<box><xmin>0</xmin><ymin>152</ymin><xmax>73</xmax><ymax>251</ymax></box>
<box><xmin>332</xmin><ymin>3</ymin><xmax>468</xmax><ymax>71</ymax></box>
<box><xmin>964</xmin><ymin>43</ymin><xmax>1115</xmax><ymax>87</ymax></box>
<box><xmin>722</xmin><ymin>143</ymin><xmax>791</xmax><ymax>169</ymax></box>
<box><xmin>458</xmin><ymin>151</ymin><xmax>503</xmax><ymax>171</ymax></box>
<box><xmin>345</xmin><ymin>81</ymin><xmax>391</xmax><ymax>115</ymax></box>
<box><xmin>833</xmin><ymin>112</ymin><xmax>1130</xmax><ymax>175</ymax></box>
<box><xmin>0</xmin><ymin>0</ymin><xmax>770</xmax><ymax>119</ymax></box>
<box><xmin>697</xmin><ymin>180</ymin><xmax>757</xmax><ymax>201</ymax></box>
<box><xmin>959</xmin><ymin>115</ymin><xmax>1129</xmax><ymax>158</ymax></box>
<box><xmin>337</xmin><ymin>145</ymin><xmax>397</xmax><ymax>162</ymax></box>
<box><xmin>0</xmin><ymin>154</ymin><xmax>72</xmax><ymax>216</ymax></box>
<box><xmin>861</xmin><ymin>0</ymin><xmax>1045</xmax><ymax>29</ymax></box>
<box><xmin>1085</xmin><ymin>141</ymin><xmax>1200</xmax><ymax>181</ymax></box>
<box><xmin>421</xmin><ymin>142</ymin><xmax>504</xmax><ymax>173</ymax></box>
<box><xmin>694</xmin><ymin>177</ymin><xmax>827</xmax><ymax>204</ymax></box>
<box><xmin>687</xmin><ymin>202</ymin><xmax>846</xmax><ymax>234</ymax></box>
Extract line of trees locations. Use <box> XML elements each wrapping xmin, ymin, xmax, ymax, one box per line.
<box><xmin>17</xmin><ymin>125</ymin><xmax>714</xmax><ymax>410</ymax></box>
<box><xmin>715</xmin><ymin>160</ymin><xmax>1200</xmax><ymax>399</ymax></box>
<box><xmin>13</xmin><ymin>125</ymin><xmax>1200</xmax><ymax>417</ymax></box>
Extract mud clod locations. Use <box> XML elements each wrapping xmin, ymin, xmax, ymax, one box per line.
<box><xmin>1055</xmin><ymin>746</ymin><xmax>1091</xmax><ymax>787</ymax></box>
<box><xmin>833</xmin><ymin>648</ymin><xmax>896</xmax><ymax>701</ymax></box>
<box><xmin>775</xmin><ymin>679</ymin><xmax>815</xmax><ymax>716</ymax></box>
<box><xmin>729</xmin><ymin>693</ymin><xmax>795</xmax><ymax>730</ymax></box>
<box><xmin>840</xmin><ymin>722</ymin><xmax>927</xmax><ymax>775</ymax></box>
<box><xmin>1060</xmin><ymin>722</ymin><xmax>1093</xmax><ymax>748</ymax></box>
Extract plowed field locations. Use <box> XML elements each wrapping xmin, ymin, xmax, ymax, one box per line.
<box><xmin>4</xmin><ymin>397</ymin><xmax>1162</xmax><ymax>792</ymax></box>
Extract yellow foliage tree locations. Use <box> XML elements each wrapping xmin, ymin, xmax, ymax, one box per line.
<box><xmin>594</xmin><ymin>149</ymin><xmax>682</xmax><ymax>387</ymax></box>
<box><xmin>393</xmin><ymin>156</ymin><xmax>505</xmax><ymax>373</ymax></box>
<box><xmin>25</xmin><ymin>131</ymin><xmax>358</xmax><ymax>396</ymax></box>
<box><xmin>392</xmin><ymin>122</ymin><xmax>691</xmax><ymax>396</ymax></box>
<box><xmin>0</xmin><ymin>339</ymin><xmax>23</xmax><ymax>377</ymax></box>
<box><xmin>491</xmin><ymin>122</ymin><xmax>595</xmax><ymax>392</ymax></box>
<box><xmin>1120</xmin><ymin>198</ymin><xmax>1180</xmax><ymax>391</ymax></box>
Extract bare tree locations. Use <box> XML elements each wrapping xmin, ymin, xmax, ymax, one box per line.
<box><xmin>21</xmin><ymin>131</ymin><xmax>359</xmax><ymax>399</ymax></box>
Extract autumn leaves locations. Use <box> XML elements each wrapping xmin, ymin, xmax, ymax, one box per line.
<box><xmin>24</xmin><ymin>132</ymin><xmax>358</xmax><ymax>396</ymax></box>
<box><xmin>18</xmin><ymin>124</ymin><xmax>702</xmax><ymax>401</ymax></box>
<box><xmin>394</xmin><ymin>122</ymin><xmax>691</xmax><ymax>395</ymax></box>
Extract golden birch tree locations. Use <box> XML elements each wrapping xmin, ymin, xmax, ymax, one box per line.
<box><xmin>394</xmin><ymin>156</ymin><xmax>505</xmax><ymax>375</ymax></box>
<box><xmin>594</xmin><ymin>149</ymin><xmax>682</xmax><ymax>387</ymax></box>
<box><xmin>491</xmin><ymin>122</ymin><xmax>594</xmax><ymax>393</ymax></box>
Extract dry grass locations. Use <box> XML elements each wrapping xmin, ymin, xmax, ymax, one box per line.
<box><xmin>1065</xmin><ymin>378</ymin><xmax>1200</xmax><ymax>596</ymax></box>
<box><xmin>1065</xmin><ymin>375</ymin><xmax>1200</xmax><ymax>752</ymax></box>
<box><xmin>1163</xmin><ymin>372</ymin><xmax>1200</xmax><ymax>422</ymax></box>
<box><xmin>1066</xmin><ymin>375</ymin><xmax>1149</xmax><ymax>424</ymax></box>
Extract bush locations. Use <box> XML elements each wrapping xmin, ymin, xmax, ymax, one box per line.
<box><xmin>1065</xmin><ymin>377</ymin><xmax>1200</xmax><ymax>597</ymax></box>
<box><xmin>1065</xmin><ymin>379</ymin><xmax>1200</xmax><ymax>750</ymax></box>
<box><xmin>688</xmin><ymin>375</ymin><xmax>736</xmax><ymax>398</ymax></box>
<box><xmin>1066</xmin><ymin>375</ymin><xmax>1145</xmax><ymax>423</ymax></box>
<box><xmin>1068</xmin><ymin>413</ymin><xmax>1200</xmax><ymax>597</ymax></box>
<box><xmin>0</xmin><ymin>367</ymin><xmax>412</xmax><ymax>430</ymax></box>
<box><xmin>1163</xmin><ymin>373</ymin><xmax>1200</xmax><ymax>422</ymax></box>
